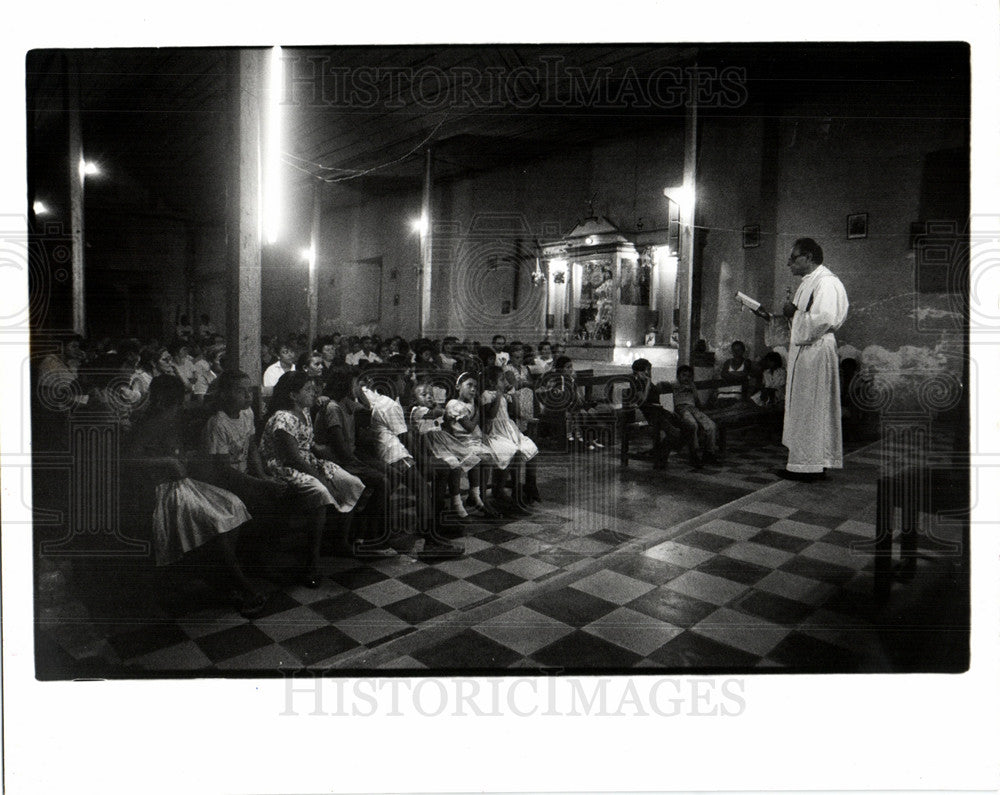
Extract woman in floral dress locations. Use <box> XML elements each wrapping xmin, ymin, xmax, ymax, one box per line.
<box><xmin>259</xmin><ymin>371</ymin><xmax>367</xmax><ymax>586</ymax></box>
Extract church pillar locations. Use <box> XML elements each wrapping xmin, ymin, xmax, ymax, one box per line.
<box><xmin>67</xmin><ymin>54</ymin><xmax>86</xmax><ymax>336</ymax></box>
<box><xmin>419</xmin><ymin>148</ymin><xmax>433</xmax><ymax>337</ymax></box>
<box><xmin>308</xmin><ymin>182</ymin><xmax>321</xmax><ymax>346</ymax></box>
<box><xmin>225</xmin><ymin>49</ymin><xmax>263</xmax><ymax>384</ymax></box>
<box><xmin>676</xmin><ymin>87</ymin><xmax>698</xmax><ymax>366</ymax></box>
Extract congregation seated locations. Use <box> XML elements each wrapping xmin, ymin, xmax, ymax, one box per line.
<box><xmin>624</xmin><ymin>350</ymin><xmax>793</xmax><ymax>468</ymax></box>
<box><xmin>40</xmin><ymin>322</ymin><xmax>818</xmax><ymax>623</ymax></box>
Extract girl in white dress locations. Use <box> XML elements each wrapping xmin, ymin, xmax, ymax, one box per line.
<box><xmin>410</xmin><ymin>379</ymin><xmax>481</xmax><ymax>518</ymax></box>
<box><xmin>483</xmin><ymin>366</ymin><xmax>541</xmax><ymax>510</ymax></box>
<box><xmin>130</xmin><ymin>374</ymin><xmax>266</xmax><ymax>617</ymax></box>
<box><xmin>503</xmin><ymin>342</ymin><xmax>536</xmax><ymax>433</ymax></box>
<box><xmin>442</xmin><ymin>373</ymin><xmax>498</xmax><ymax>517</ymax></box>
<box><xmin>410</xmin><ymin>379</ymin><xmax>481</xmax><ymax>473</ymax></box>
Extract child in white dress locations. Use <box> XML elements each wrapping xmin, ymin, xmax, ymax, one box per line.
<box><xmin>409</xmin><ymin>379</ymin><xmax>478</xmax><ymax>548</ymax></box>
<box><xmin>483</xmin><ymin>366</ymin><xmax>541</xmax><ymax>510</ymax></box>
<box><xmin>131</xmin><ymin>374</ymin><xmax>266</xmax><ymax>617</ymax></box>
<box><xmin>410</xmin><ymin>380</ymin><xmax>481</xmax><ymax>473</ymax></box>
<box><xmin>441</xmin><ymin>373</ymin><xmax>498</xmax><ymax>517</ymax></box>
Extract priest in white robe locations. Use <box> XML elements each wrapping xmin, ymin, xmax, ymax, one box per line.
<box><xmin>776</xmin><ymin>238</ymin><xmax>849</xmax><ymax>480</ymax></box>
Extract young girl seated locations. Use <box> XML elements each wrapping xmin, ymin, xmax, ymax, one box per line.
<box><xmin>410</xmin><ymin>376</ymin><xmax>480</xmax><ymax>478</ymax></box>
<box><xmin>502</xmin><ymin>342</ymin><xmax>536</xmax><ymax>433</ymax></box>
<box><xmin>536</xmin><ymin>355</ymin><xmax>602</xmax><ymax>451</ymax></box>
<box><xmin>130</xmin><ymin>374</ymin><xmax>267</xmax><ymax>617</ymax></box>
<box><xmin>442</xmin><ymin>372</ymin><xmax>499</xmax><ymax>517</ymax></box>
<box><xmin>258</xmin><ymin>371</ymin><xmax>372</xmax><ymax>586</ymax></box>
<box><xmin>482</xmin><ymin>366</ymin><xmax>541</xmax><ymax>509</ymax></box>
<box><xmin>408</xmin><ymin>378</ymin><xmax>478</xmax><ymax>548</ymax></box>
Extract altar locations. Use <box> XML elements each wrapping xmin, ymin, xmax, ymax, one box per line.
<box><xmin>540</xmin><ymin>216</ymin><xmax>680</xmax><ymax>367</ymax></box>
<box><xmin>563</xmin><ymin>342</ymin><xmax>680</xmax><ymax>373</ymax></box>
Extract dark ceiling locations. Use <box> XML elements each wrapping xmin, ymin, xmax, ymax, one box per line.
<box><xmin>26</xmin><ymin>43</ymin><xmax>969</xmax><ymax>226</ymax></box>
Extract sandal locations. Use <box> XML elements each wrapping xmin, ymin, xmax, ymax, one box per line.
<box><xmin>354</xmin><ymin>541</ymin><xmax>399</xmax><ymax>558</ymax></box>
<box><xmin>470</xmin><ymin>501</ymin><xmax>501</xmax><ymax>519</ymax></box>
<box><xmin>418</xmin><ymin>538</ymin><xmax>464</xmax><ymax>559</ymax></box>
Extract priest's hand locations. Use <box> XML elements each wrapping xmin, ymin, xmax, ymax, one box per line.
<box><xmin>782</xmin><ymin>301</ymin><xmax>797</xmax><ymax>318</ymax></box>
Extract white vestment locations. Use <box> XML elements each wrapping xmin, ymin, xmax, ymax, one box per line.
<box><xmin>782</xmin><ymin>264</ymin><xmax>849</xmax><ymax>473</ymax></box>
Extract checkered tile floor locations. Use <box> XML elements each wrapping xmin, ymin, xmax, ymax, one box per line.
<box><xmin>35</xmin><ymin>433</ymin><xmax>968</xmax><ymax>677</ymax></box>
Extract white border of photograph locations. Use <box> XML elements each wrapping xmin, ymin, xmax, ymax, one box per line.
<box><xmin>2</xmin><ymin>1</ymin><xmax>998</xmax><ymax>793</ymax></box>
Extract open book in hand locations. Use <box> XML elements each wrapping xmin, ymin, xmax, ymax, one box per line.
<box><xmin>736</xmin><ymin>291</ymin><xmax>772</xmax><ymax>319</ymax></box>
<box><xmin>735</xmin><ymin>291</ymin><xmax>761</xmax><ymax>311</ymax></box>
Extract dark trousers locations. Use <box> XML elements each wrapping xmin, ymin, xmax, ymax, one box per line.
<box><xmin>338</xmin><ymin>458</ymin><xmax>390</xmax><ymax>544</ymax></box>
<box><xmin>640</xmin><ymin>404</ymin><xmax>681</xmax><ymax>462</ymax></box>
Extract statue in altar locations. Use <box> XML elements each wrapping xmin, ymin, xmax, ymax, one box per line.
<box><xmin>593</xmin><ymin>268</ymin><xmax>614</xmax><ymax>340</ymax></box>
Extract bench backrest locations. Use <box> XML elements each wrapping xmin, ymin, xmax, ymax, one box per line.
<box><xmin>574</xmin><ymin>372</ymin><xmax>727</xmax><ymax>403</ymax></box>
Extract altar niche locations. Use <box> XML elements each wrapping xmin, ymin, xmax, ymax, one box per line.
<box><xmin>541</xmin><ymin>216</ymin><xmax>677</xmax><ymax>354</ymax></box>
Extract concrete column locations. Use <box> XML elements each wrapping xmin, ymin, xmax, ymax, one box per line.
<box><xmin>419</xmin><ymin>148</ymin><xmax>433</xmax><ymax>336</ymax></box>
<box><xmin>225</xmin><ymin>49</ymin><xmax>263</xmax><ymax>384</ymax></box>
<box><xmin>308</xmin><ymin>182</ymin><xmax>321</xmax><ymax>346</ymax></box>
<box><xmin>755</xmin><ymin>115</ymin><xmax>781</xmax><ymax>355</ymax></box>
<box><xmin>67</xmin><ymin>55</ymin><xmax>85</xmax><ymax>336</ymax></box>
<box><xmin>676</xmin><ymin>87</ymin><xmax>697</xmax><ymax>366</ymax></box>
<box><xmin>654</xmin><ymin>249</ymin><xmax>678</xmax><ymax>344</ymax></box>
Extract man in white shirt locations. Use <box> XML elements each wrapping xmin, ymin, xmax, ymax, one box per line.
<box><xmin>345</xmin><ymin>336</ymin><xmax>382</xmax><ymax>367</ymax></box>
<box><xmin>262</xmin><ymin>343</ymin><xmax>296</xmax><ymax>396</ymax></box>
<box><xmin>767</xmin><ymin>238</ymin><xmax>849</xmax><ymax>481</ymax></box>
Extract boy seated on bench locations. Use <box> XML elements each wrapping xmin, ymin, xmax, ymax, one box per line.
<box><xmin>673</xmin><ymin>364</ymin><xmax>720</xmax><ymax>468</ymax></box>
<box><xmin>718</xmin><ymin>340</ymin><xmax>752</xmax><ymax>405</ymax></box>
<box><xmin>631</xmin><ymin>358</ymin><xmax>682</xmax><ymax>469</ymax></box>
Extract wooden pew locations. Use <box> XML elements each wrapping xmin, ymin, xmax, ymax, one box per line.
<box><xmin>571</xmin><ymin>373</ymin><xmax>781</xmax><ymax>465</ymax></box>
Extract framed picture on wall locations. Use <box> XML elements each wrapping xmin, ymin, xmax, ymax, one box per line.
<box><xmin>847</xmin><ymin>213</ymin><xmax>868</xmax><ymax>239</ymax></box>
<box><xmin>742</xmin><ymin>224</ymin><xmax>760</xmax><ymax>248</ymax></box>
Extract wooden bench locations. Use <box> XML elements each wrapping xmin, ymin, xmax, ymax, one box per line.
<box><xmin>570</xmin><ymin>374</ymin><xmax>781</xmax><ymax>465</ymax></box>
